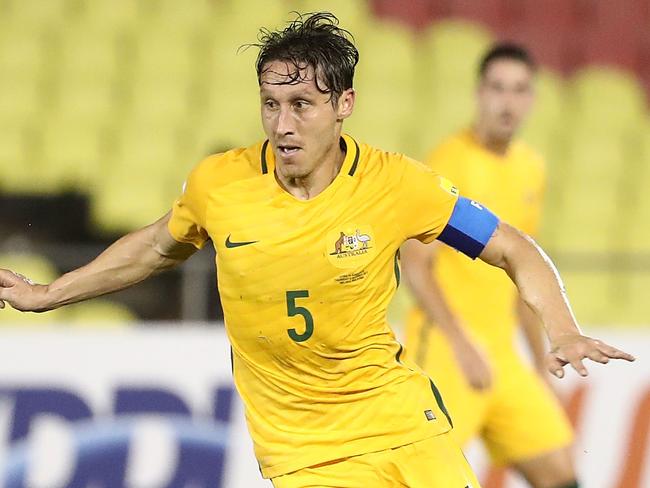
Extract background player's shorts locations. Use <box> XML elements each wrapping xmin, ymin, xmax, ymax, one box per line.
<box><xmin>406</xmin><ymin>324</ymin><xmax>574</xmax><ymax>465</ymax></box>
<box><xmin>270</xmin><ymin>432</ymin><xmax>481</xmax><ymax>488</ymax></box>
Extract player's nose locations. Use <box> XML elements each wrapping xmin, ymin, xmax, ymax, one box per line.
<box><xmin>275</xmin><ymin>106</ymin><xmax>296</xmax><ymax>136</ymax></box>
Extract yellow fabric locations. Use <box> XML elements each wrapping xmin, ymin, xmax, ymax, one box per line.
<box><xmin>169</xmin><ymin>135</ymin><xmax>460</xmax><ymax>479</ymax></box>
<box><xmin>407</xmin><ymin>128</ymin><xmax>546</xmax><ymax>351</ymax></box>
<box><xmin>405</xmin><ymin>129</ymin><xmax>572</xmax><ymax>462</ymax></box>
<box><xmin>408</xmin><ymin>324</ymin><xmax>573</xmax><ymax>464</ymax></box>
<box><xmin>271</xmin><ymin>432</ymin><xmax>482</xmax><ymax>488</ymax></box>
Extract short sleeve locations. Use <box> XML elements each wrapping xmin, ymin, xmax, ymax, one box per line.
<box><xmin>168</xmin><ymin>156</ymin><xmax>217</xmax><ymax>249</ymax></box>
<box><xmin>395</xmin><ymin>157</ymin><xmax>459</xmax><ymax>243</ymax></box>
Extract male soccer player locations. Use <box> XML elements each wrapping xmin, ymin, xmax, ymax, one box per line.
<box><xmin>402</xmin><ymin>44</ymin><xmax>580</xmax><ymax>488</ymax></box>
<box><xmin>0</xmin><ymin>14</ymin><xmax>634</xmax><ymax>488</ymax></box>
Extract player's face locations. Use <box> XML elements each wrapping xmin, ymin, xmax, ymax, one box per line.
<box><xmin>476</xmin><ymin>59</ymin><xmax>535</xmax><ymax>142</ymax></box>
<box><xmin>259</xmin><ymin>60</ymin><xmax>354</xmax><ymax>179</ymax></box>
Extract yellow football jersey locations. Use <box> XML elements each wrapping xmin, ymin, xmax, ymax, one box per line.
<box><xmin>169</xmin><ymin>135</ymin><xmax>460</xmax><ymax>478</ymax></box>
<box><xmin>407</xmin><ymin>128</ymin><xmax>545</xmax><ymax>354</ymax></box>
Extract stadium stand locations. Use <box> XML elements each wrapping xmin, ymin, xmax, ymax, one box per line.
<box><xmin>0</xmin><ymin>0</ymin><xmax>647</xmax><ymax>324</ymax></box>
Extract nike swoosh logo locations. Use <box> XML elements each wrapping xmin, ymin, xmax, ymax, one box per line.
<box><xmin>225</xmin><ymin>235</ymin><xmax>259</xmax><ymax>248</ymax></box>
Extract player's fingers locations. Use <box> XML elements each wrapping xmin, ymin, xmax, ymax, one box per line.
<box><xmin>596</xmin><ymin>341</ymin><xmax>636</xmax><ymax>362</ymax></box>
<box><xmin>586</xmin><ymin>349</ymin><xmax>610</xmax><ymax>364</ymax></box>
<box><xmin>568</xmin><ymin>356</ymin><xmax>588</xmax><ymax>377</ymax></box>
<box><xmin>546</xmin><ymin>354</ymin><xmax>565</xmax><ymax>378</ymax></box>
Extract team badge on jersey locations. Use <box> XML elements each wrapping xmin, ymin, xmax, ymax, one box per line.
<box><xmin>326</xmin><ymin>225</ymin><xmax>376</xmax><ymax>269</ymax></box>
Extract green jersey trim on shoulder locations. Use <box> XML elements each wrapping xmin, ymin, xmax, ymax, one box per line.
<box><xmin>348</xmin><ymin>138</ymin><xmax>360</xmax><ymax>176</ymax></box>
<box><xmin>261</xmin><ymin>140</ymin><xmax>269</xmax><ymax>174</ymax></box>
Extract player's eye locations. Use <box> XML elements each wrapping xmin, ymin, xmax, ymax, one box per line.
<box><xmin>294</xmin><ymin>100</ymin><xmax>310</xmax><ymax>110</ymax></box>
<box><xmin>490</xmin><ymin>83</ymin><xmax>505</xmax><ymax>93</ymax></box>
<box><xmin>264</xmin><ymin>100</ymin><xmax>278</xmax><ymax>110</ymax></box>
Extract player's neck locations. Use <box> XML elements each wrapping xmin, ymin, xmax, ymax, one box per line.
<box><xmin>472</xmin><ymin>124</ymin><xmax>512</xmax><ymax>157</ymax></box>
<box><xmin>275</xmin><ymin>140</ymin><xmax>346</xmax><ymax>200</ymax></box>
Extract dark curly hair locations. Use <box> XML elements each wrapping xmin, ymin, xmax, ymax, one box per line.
<box><xmin>250</xmin><ymin>12</ymin><xmax>359</xmax><ymax>103</ymax></box>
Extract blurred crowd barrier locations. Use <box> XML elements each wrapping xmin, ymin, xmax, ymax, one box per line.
<box><xmin>0</xmin><ymin>326</ymin><xmax>645</xmax><ymax>488</ymax></box>
<box><xmin>0</xmin><ymin>0</ymin><xmax>648</xmax><ymax>324</ymax></box>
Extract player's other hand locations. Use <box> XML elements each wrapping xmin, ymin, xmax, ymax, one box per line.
<box><xmin>546</xmin><ymin>333</ymin><xmax>635</xmax><ymax>379</ymax></box>
<box><xmin>450</xmin><ymin>334</ymin><xmax>493</xmax><ymax>391</ymax></box>
<box><xmin>0</xmin><ymin>269</ymin><xmax>49</xmax><ymax>312</ymax></box>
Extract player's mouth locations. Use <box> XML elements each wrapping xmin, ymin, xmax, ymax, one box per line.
<box><xmin>499</xmin><ymin>112</ymin><xmax>515</xmax><ymax>125</ymax></box>
<box><xmin>277</xmin><ymin>145</ymin><xmax>302</xmax><ymax>157</ymax></box>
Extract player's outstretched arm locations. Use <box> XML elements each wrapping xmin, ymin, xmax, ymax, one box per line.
<box><xmin>479</xmin><ymin>222</ymin><xmax>636</xmax><ymax>378</ymax></box>
<box><xmin>0</xmin><ymin>212</ymin><xmax>197</xmax><ymax>313</ymax></box>
<box><xmin>401</xmin><ymin>239</ymin><xmax>493</xmax><ymax>390</ymax></box>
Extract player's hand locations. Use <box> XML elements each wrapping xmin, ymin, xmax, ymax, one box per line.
<box><xmin>450</xmin><ymin>335</ymin><xmax>493</xmax><ymax>391</ymax></box>
<box><xmin>0</xmin><ymin>269</ymin><xmax>49</xmax><ymax>312</ymax></box>
<box><xmin>546</xmin><ymin>333</ymin><xmax>635</xmax><ymax>379</ymax></box>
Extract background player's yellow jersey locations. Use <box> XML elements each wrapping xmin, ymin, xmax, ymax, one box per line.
<box><xmin>168</xmin><ymin>135</ymin><xmax>463</xmax><ymax>479</ymax></box>
<box><xmin>408</xmin><ymin>128</ymin><xmax>545</xmax><ymax>354</ymax></box>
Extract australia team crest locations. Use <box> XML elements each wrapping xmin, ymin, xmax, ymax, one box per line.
<box><xmin>326</xmin><ymin>225</ymin><xmax>376</xmax><ymax>269</ymax></box>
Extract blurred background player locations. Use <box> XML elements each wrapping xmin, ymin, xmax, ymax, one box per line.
<box><xmin>402</xmin><ymin>44</ymin><xmax>578</xmax><ymax>488</ymax></box>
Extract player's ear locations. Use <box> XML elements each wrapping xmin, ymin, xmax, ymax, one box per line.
<box><xmin>336</xmin><ymin>88</ymin><xmax>355</xmax><ymax>120</ymax></box>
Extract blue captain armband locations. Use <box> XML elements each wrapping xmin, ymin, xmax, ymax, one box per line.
<box><xmin>437</xmin><ymin>197</ymin><xmax>499</xmax><ymax>259</ymax></box>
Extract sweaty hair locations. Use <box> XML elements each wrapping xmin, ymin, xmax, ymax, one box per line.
<box><xmin>478</xmin><ymin>42</ymin><xmax>536</xmax><ymax>78</ymax></box>
<box><xmin>251</xmin><ymin>11</ymin><xmax>359</xmax><ymax>103</ymax></box>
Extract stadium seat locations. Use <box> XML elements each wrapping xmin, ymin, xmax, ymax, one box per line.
<box><xmin>447</xmin><ymin>0</ymin><xmax>506</xmax><ymax>33</ymax></box>
<box><xmin>38</xmin><ymin>120</ymin><xmax>109</xmax><ymax>192</ymax></box>
<box><xmin>0</xmin><ymin>74</ymin><xmax>42</xmax><ymax>126</ymax></box>
<box><xmin>128</xmin><ymin>79</ymin><xmax>192</xmax><ymax>123</ymax></box>
<box><xmin>617</xmin><ymin>273</ymin><xmax>650</xmax><ymax>325</ymax></box>
<box><xmin>372</xmin><ymin>0</ymin><xmax>437</xmax><ymax>31</ymax></box>
<box><xmin>520</xmin><ymin>70</ymin><xmax>566</xmax><ymax>159</ymax></box>
<box><xmin>0</xmin><ymin>252</ymin><xmax>65</xmax><ymax>324</ymax></box>
<box><xmin>347</xmin><ymin>20</ymin><xmax>417</xmax><ymax>154</ymax></box>
<box><xmin>418</xmin><ymin>19</ymin><xmax>493</xmax><ymax>90</ymax></box>
<box><xmin>547</xmin><ymin>99</ymin><xmax>637</xmax><ymax>255</ymax></box>
<box><xmin>0</xmin><ymin>124</ymin><xmax>44</xmax><ymax>194</ymax></box>
<box><xmin>2</xmin><ymin>0</ymin><xmax>70</xmax><ymax>29</ymax></box>
<box><xmin>91</xmin><ymin>168</ymin><xmax>176</xmax><ymax>234</ymax></box>
<box><xmin>413</xmin><ymin>20</ymin><xmax>493</xmax><ymax>156</ymax></box>
<box><xmin>561</xmin><ymin>271</ymin><xmax>619</xmax><ymax>326</ymax></box>
<box><xmin>614</xmin><ymin>121</ymin><xmax>650</xmax><ymax>253</ymax></box>
<box><xmin>285</xmin><ymin>0</ymin><xmax>372</xmax><ymax>33</ymax></box>
<box><xmin>55</xmin><ymin>79</ymin><xmax>118</xmax><ymax>126</ymax></box>
<box><xmin>64</xmin><ymin>300</ymin><xmax>137</xmax><ymax>325</ymax></box>
<box><xmin>90</xmin><ymin>122</ymin><xmax>183</xmax><ymax>233</ymax></box>
<box><xmin>201</xmin><ymin>27</ymin><xmax>265</xmax><ymax>149</ymax></box>
<box><xmin>132</xmin><ymin>28</ymin><xmax>196</xmax><ymax>84</ymax></box>
<box><xmin>564</xmin><ymin>128</ymin><xmax>626</xmax><ymax>180</ymax></box>
<box><xmin>413</xmin><ymin>91</ymin><xmax>477</xmax><ymax>160</ymax></box>
<box><xmin>551</xmin><ymin>130</ymin><xmax>626</xmax><ymax>253</ymax></box>
<box><xmin>58</xmin><ymin>25</ymin><xmax>122</xmax><ymax>85</ymax></box>
<box><xmin>0</xmin><ymin>23</ymin><xmax>46</xmax><ymax>78</ymax></box>
<box><xmin>217</xmin><ymin>0</ymin><xmax>288</xmax><ymax>34</ymax></box>
<box><xmin>568</xmin><ymin>67</ymin><xmax>647</xmax><ymax>132</ymax></box>
<box><xmin>354</xmin><ymin>19</ymin><xmax>416</xmax><ymax>88</ymax></box>
<box><xmin>154</xmin><ymin>0</ymin><xmax>215</xmax><ymax>29</ymax></box>
<box><xmin>78</xmin><ymin>0</ymin><xmax>139</xmax><ymax>31</ymax></box>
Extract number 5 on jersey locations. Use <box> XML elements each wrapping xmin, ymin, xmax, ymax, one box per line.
<box><xmin>286</xmin><ymin>290</ymin><xmax>314</xmax><ymax>342</ymax></box>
